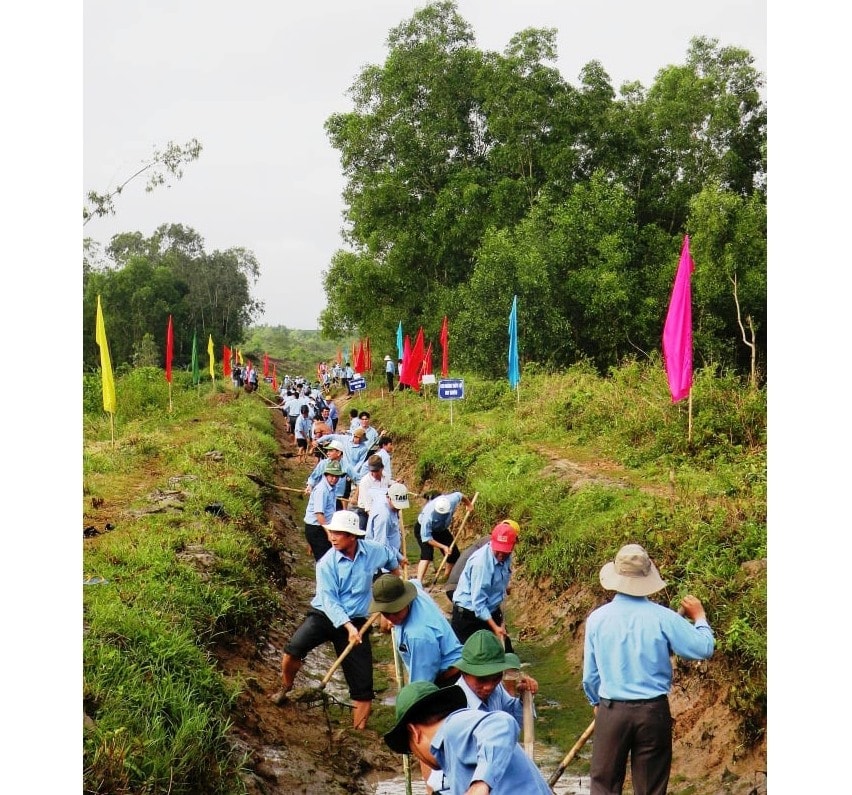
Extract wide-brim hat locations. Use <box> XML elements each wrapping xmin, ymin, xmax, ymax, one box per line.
<box><xmin>455</xmin><ymin>630</ymin><xmax>511</xmax><ymax>676</ymax></box>
<box><xmin>370</xmin><ymin>574</ymin><xmax>417</xmax><ymax>613</ymax></box>
<box><xmin>384</xmin><ymin>682</ymin><xmax>467</xmax><ymax>754</ymax></box>
<box><xmin>325</xmin><ymin>509</ymin><xmax>366</xmax><ymax>536</ymax></box>
<box><xmin>384</xmin><ymin>355</ymin><xmax>391</xmax><ymax>361</ymax></box>
<box><xmin>599</xmin><ymin>543</ymin><xmax>666</xmax><ymax>596</ymax></box>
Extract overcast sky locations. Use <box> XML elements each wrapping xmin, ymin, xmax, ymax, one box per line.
<box><xmin>83</xmin><ymin>0</ymin><xmax>767</xmax><ymax>331</ymax></box>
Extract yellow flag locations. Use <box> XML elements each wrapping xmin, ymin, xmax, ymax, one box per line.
<box><xmin>207</xmin><ymin>334</ymin><xmax>215</xmax><ymax>379</ymax></box>
<box><xmin>95</xmin><ymin>295</ymin><xmax>116</xmax><ymax>414</ymax></box>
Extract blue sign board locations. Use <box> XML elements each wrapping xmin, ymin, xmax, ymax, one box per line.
<box><xmin>438</xmin><ymin>378</ymin><xmax>464</xmax><ymax>400</ymax></box>
<box><xmin>349</xmin><ymin>376</ymin><xmax>367</xmax><ymax>392</ymax></box>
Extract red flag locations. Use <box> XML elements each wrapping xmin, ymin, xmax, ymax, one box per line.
<box><xmin>165</xmin><ymin>315</ymin><xmax>174</xmax><ymax>382</ymax></box>
<box><xmin>355</xmin><ymin>340</ymin><xmax>366</xmax><ymax>372</ymax></box>
<box><xmin>407</xmin><ymin>327</ymin><xmax>426</xmax><ymax>391</ymax></box>
<box><xmin>439</xmin><ymin>315</ymin><xmax>449</xmax><ymax>377</ymax></box>
<box><xmin>263</xmin><ymin>353</ymin><xmax>269</xmax><ymax>378</ymax></box>
<box><xmin>223</xmin><ymin>345</ymin><xmax>232</xmax><ymax>378</ymax></box>
<box><xmin>662</xmin><ymin>235</ymin><xmax>695</xmax><ymax>402</ymax></box>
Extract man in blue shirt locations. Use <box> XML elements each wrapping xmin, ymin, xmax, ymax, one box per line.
<box><xmin>383</xmin><ymin>681</ymin><xmax>551</xmax><ymax>794</ymax></box>
<box><xmin>582</xmin><ymin>544</ymin><xmax>715</xmax><ymax>795</ymax></box>
<box><xmin>414</xmin><ymin>491</ymin><xmax>473</xmax><ymax>582</ymax></box>
<box><xmin>305</xmin><ymin>440</ymin><xmax>359</xmax><ymax>512</ymax></box>
<box><xmin>270</xmin><ymin>510</ymin><xmax>401</xmax><ymax>730</ymax></box>
<box><xmin>451</xmin><ymin>522</ymin><xmax>518</xmax><ymax>652</ymax></box>
<box><xmin>365</xmin><ymin>482</ymin><xmax>410</xmax><ymax>571</ymax></box>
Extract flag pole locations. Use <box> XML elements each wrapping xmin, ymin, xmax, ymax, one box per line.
<box><xmin>688</xmin><ymin>388</ymin><xmax>693</xmax><ymax>443</ymax></box>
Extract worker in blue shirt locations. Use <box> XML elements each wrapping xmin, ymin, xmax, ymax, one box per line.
<box><xmin>582</xmin><ymin>544</ymin><xmax>714</xmax><ymax>795</ymax></box>
<box><xmin>384</xmin><ymin>681</ymin><xmax>552</xmax><ymax>794</ymax></box>
<box><xmin>414</xmin><ymin>491</ymin><xmax>473</xmax><ymax>582</ymax></box>
<box><xmin>271</xmin><ymin>510</ymin><xmax>400</xmax><ymax>730</ymax></box>
<box><xmin>451</xmin><ymin>522</ymin><xmax>518</xmax><ymax>652</ymax></box>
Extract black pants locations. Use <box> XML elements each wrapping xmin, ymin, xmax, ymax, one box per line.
<box><xmin>590</xmin><ymin>696</ymin><xmax>672</xmax><ymax>795</ymax></box>
<box><xmin>386</xmin><ymin>372</ymin><xmax>394</xmax><ymax>391</ymax></box>
<box><xmin>450</xmin><ymin>604</ymin><xmax>513</xmax><ymax>653</ymax></box>
<box><xmin>304</xmin><ymin>523</ymin><xmax>331</xmax><ymax>561</ymax></box>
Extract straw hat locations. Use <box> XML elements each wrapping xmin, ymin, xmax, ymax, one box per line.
<box><xmin>599</xmin><ymin>544</ymin><xmax>666</xmax><ymax>596</ymax></box>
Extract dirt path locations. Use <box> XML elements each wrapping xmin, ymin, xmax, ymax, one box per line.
<box><xmin>214</xmin><ymin>392</ymin><xmax>402</xmax><ymax>795</ymax></box>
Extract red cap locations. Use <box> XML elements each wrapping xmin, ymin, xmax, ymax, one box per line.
<box><xmin>490</xmin><ymin>522</ymin><xmax>518</xmax><ymax>553</ymax></box>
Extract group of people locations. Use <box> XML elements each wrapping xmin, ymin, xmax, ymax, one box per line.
<box><xmin>265</xmin><ymin>382</ymin><xmax>716</xmax><ymax>795</ymax></box>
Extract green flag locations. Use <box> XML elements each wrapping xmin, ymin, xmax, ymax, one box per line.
<box><xmin>191</xmin><ymin>330</ymin><xmax>200</xmax><ymax>385</ymax></box>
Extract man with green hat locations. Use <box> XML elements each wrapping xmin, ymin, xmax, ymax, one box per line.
<box><xmin>455</xmin><ymin>630</ymin><xmax>538</xmax><ymax>728</ymax></box>
<box><xmin>384</xmin><ymin>681</ymin><xmax>552</xmax><ymax>794</ymax></box>
<box><xmin>302</xmin><ymin>459</ymin><xmax>345</xmax><ymax>561</ymax></box>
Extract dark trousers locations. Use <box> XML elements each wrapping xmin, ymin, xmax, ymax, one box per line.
<box><xmin>386</xmin><ymin>372</ymin><xmax>394</xmax><ymax>391</ymax></box>
<box><xmin>414</xmin><ymin>521</ymin><xmax>460</xmax><ymax>565</ymax></box>
<box><xmin>450</xmin><ymin>603</ymin><xmax>513</xmax><ymax>653</ymax></box>
<box><xmin>304</xmin><ymin>523</ymin><xmax>331</xmax><ymax>561</ymax></box>
<box><xmin>590</xmin><ymin>696</ymin><xmax>672</xmax><ymax>795</ymax></box>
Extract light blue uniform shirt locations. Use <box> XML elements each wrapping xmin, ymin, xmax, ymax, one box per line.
<box><xmin>417</xmin><ymin>492</ymin><xmax>463</xmax><ymax>543</ymax></box>
<box><xmin>452</xmin><ymin>544</ymin><xmax>512</xmax><ymax>621</ymax></box>
<box><xmin>311</xmin><ymin>539</ymin><xmax>399</xmax><ymax>627</ymax></box>
<box><xmin>431</xmin><ymin>707</ymin><xmax>551</xmax><ymax>794</ymax></box>
<box><xmin>377</xmin><ymin>447</ymin><xmax>392</xmax><ymax>479</ymax></box>
<box><xmin>394</xmin><ymin>580</ymin><xmax>462</xmax><ymax>682</ymax></box>
<box><xmin>314</xmin><ymin>433</ymin><xmax>370</xmax><ymax>472</ymax></box>
<box><xmin>582</xmin><ymin>593</ymin><xmax>715</xmax><ymax>704</ymax></box>
<box><xmin>365</xmin><ymin>499</ymin><xmax>403</xmax><ymax>566</ymax></box>
<box><xmin>303</xmin><ymin>476</ymin><xmax>337</xmax><ymax>526</ymax></box>
<box><xmin>456</xmin><ymin>677</ymin><xmax>526</xmax><ymax>727</ymax></box>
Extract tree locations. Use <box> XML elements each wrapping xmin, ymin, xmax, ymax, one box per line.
<box><xmin>83</xmin><ymin>139</ymin><xmax>203</xmax><ymax>225</ymax></box>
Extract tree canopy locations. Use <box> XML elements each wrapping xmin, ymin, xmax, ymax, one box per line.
<box><xmin>321</xmin><ymin>0</ymin><xmax>766</xmax><ymax>380</ymax></box>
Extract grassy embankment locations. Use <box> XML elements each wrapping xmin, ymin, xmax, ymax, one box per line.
<box><xmin>83</xmin><ymin>359</ymin><xmax>765</xmax><ymax>793</ymax></box>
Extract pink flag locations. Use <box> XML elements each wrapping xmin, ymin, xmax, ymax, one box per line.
<box><xmin>662</xmin><ymin>235</ymin><xmax>695</xmax><ymax>403</ymax></box>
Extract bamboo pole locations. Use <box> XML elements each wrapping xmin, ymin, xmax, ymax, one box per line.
<box><xmin>547</xmin><ymin>720</ymin><xmax>595</xmax><ymax>788</ymax></box>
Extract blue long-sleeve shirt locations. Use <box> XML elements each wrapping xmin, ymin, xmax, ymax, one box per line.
<box><xmin>365</xmin><ymin>499</ymin><xmax>403</xmax><ymax>565</ymax></box>
<box><xmin>307</xmin><ymin>457</ymin><xmax>359</xmax><ymax>497</ymax></box>
<box><xmin>452</xmin><ymin>544</ymin><xmax>512</xmax><ymax>621</ymax></box>
<box><xmin>417</xmin><ymin>492</ymin><xmax>463</xmax><ymax>542</ymax></box>
<box><xmin>456</xmin><ymin>677</ymin><xmax>528</xmax><ymax>727</ymax></box>
<box><xmin>303</xmin><ymin>477</ymin><xmax>337</xmax><ymax>526</ymax></box>
<box><xmin>430</xmin><ymin>707</ymin><xmax>551</xmax><ymax>794</ymax></box>
<box><xmin>311</xmin><ymin>539</ymin><xmax>399</xmax><ymax>628</ymax></box>
<box><xmin>582</xmin><ymin>593</ymin><xmax>715</xmax><ymax>705</ymax></box>
<box><xmin>394</xmin><ymin>580</ymin><xmax>462</xmax><ymax>682</ymax></box>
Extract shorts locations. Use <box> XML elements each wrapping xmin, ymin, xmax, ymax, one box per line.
<box><xmin>296</xmin><ymin>438</ymin><xmax>308</xmax><ymax>450</ymax></box>
<box><xmin>284</xmin><ymin>608</ymin><xmax>374</xmax><ymax>701</ymax></box>
<box><xmin>414</xmin><ymin>521</ymin><xmax>460</xmax><ymax>565</ymax></box>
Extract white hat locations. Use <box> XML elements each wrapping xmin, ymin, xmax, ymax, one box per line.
<box><xmin>326</xmin><ymin>439</ymin><xmax>345</xmax><ymax>453</ymax></box>
<box><xmin>387</xmin><ymin>482</ymin><xmax>410</xmax><ymax>509</ymax></box>
<box><xmin>599</xmin><ymin>544</ymin><xmax>666</xmax><ymax>596</ymax></box>
<box><xmin>325</xmin><ymin>510</ymin><xmax>365</xmax><ymax>537</ymax></box>
<box><xmin>384</xmin><ymin>355</ymin><xmax>392</xmax><ymax>361</ymax></box>
<box><xmin>434</xmin><ymin>496</ymin><xmax>451</xmax><ymax>514</ymax></box>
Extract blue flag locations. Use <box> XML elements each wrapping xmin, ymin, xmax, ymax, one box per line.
<box><xmin>396</xmin><ymin>321</ymin><xmax>404</xmax><ymax>362</ymax></box>
<box><xmin>508</xmin><ymin>295</ymin><xmax>520</xmax><ymax>389</ymax></box>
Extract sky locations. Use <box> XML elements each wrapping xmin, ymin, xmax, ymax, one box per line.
<box><xmin>82</xmin><ymin>0</ymin><xmax>767</xmax><ymax>331</ymax></box>
<box><xmin>8</xmin><ymin>2</ymin><xmax>852</xmax><ymax>790</ymax></box>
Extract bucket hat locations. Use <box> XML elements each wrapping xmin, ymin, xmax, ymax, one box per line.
<box><xmin>324</xmin><ymin>460</ymin><xmax>345</xmax><ymax>477</ymax></box>
<box><xmin>326</xmin><ymin>439</ymin><xmax>345</xmax><ymax>453</ymax></box>
<box><xmin>384</xmin><ymin>682</ymin><xmax>467</xmax><ymax>754</ymax></box>
<box><xmin>599</xmin><ymin>543</ymin><xmax>666</xmax><ymax>596</ymax></box>
<box><xmin>455</xmin><ymin>630</ymin><xmax>512</xmax><ymax>677</ymax></box>
<box><xmin>490</xmin><ymin>522</ymin><xmax>518</xmax><ymax>554</ymax></box>
<box><xmin>434</xmin><ymin>495</ymin><xmax>451</xmax><ymax>514</ymax></box>
<box><xmin>370</xmin><ymin>574</ymin><xmax>417</xmax><ymax>614</ymax></box>
<box><xmin>325</xmin><ymin>509</ymin><xmax>365</xmax><ymax>536</ymax></box>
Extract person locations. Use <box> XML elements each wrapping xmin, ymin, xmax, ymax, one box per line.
<box><xmin>357</xmin><ymin>410</ymin><xmax>380</xmax><ymax>447</ymax></box>
<box><xmin>348</xmin><ymin>408</ymin><xmax>361</xmax><ymax>432</ymax></box>
<box><xmin>283</xmin><ymin>390</ymin><xmax>300</xmax><ymax>436</ymax></box>
<box><xmin>350</xmin><ymin>454</ymin><xmax>391</xmax><ymax>531</ymax></box>
<box><xmin>248</xmin><ymin>366</ymin><xmax>259</xmax><ymax>391</ymax></box>
<box><xmin>305</xmin><ymin>440</ymin><xmax>359</xmax><ymax>511</ymax></box>
<box><xmin>455</xmin><ymin>630</ymin><xmax>538</xmax><ymax>727</ymax></box>
<box><xmin>582</xmin><ymin>544</ymin><xmax>715</xmax><ymax>795</ymax></box>
<box><xmin>302</xmin><ymin>460</ymin><xmax>345</xmax><ymax>561</ymax></box>
<box><xmin>231</xmin><ymin>364</ymin><xmax>242</xmax><ymax>389</ymax></box>
<box><xmin>293</xmin><ymin>404</ymin><xmax>313</xmax><ymax>464</ymax></box>
<box><xmin>343</xmin><ymin>362</ymin><xmax>354</xmax><ymax>392</ymax></box>
<box><xmin>414</xmin><ymin>491</ymin><xmax>474</xmax><ymax>582</ymax></box>
<box><xmin>365</xmin><ymin>482</ymin><xmax>410</xmax><ymax>571</ymax></box>
<box><xmin>384</xmin><ymin>354</ymin><xmax>395</xmax><ymax>391</ymax></box>
<box><xmin>451</xmin><ymin>522</ymin><xmax>518</xmax><ymax>652</ymax></box>
<box><xmin>326</xmin><ymin>396</ymin><xmax>339</xmax><ymax>431</ymax></box>
<box><xmin>383</xmin><ymin>681</ymin><xmax>552</xmax><ymax>794</ymax></box>
<box><xmin>270</xmin><ymin>510</ymin><xmax>401</xmax><ymax>730</ymax></box>
<box><xmin>369</xmin><ymin>574</ymin><xmax>462</xmax><ymax>685</ymax></box>
<box><xmin>396</xmin><ymin>358</ymin><xmax>406</xmax><ymax>391</ymax></box>
<box><xmin>313</xmin><ymin>427</ymin><xmax>371</xmax><ymax>499</ymax></box>
<box><xmin>375</xmin><ymin>434</ymin><xmax>394</xmax><ymax>480</ymax></box>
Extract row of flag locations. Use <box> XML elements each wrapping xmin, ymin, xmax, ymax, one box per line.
<box><xmin>93</xmin><ymin>235</ymin><xmax>693</xmax><ymax>416</ymax></box>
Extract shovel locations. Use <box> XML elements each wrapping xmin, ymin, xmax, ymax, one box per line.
<box><xmin>548</xmin><ymin>719</ymin><xmax>595</xmax><ymax>788</ymax></box>
<box><xmin>289</xmin><ymin>612</ymin><xmax>381</xmax><ymax>700</ymax></box>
